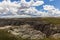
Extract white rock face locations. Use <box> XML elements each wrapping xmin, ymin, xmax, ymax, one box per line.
<box><xmin>9</xmin><ymin>24</ymin><xmax>46</xmax><ymax>39</ymax></box>
<box><xmin>51</xmin><ymin>33</ymin><xmax>60</xmax><ymax>39</ymax></box>
<box><xmin>21</xmin><ymin>34</ymin><xmax>31</xmax><ymax>39</ymax></box>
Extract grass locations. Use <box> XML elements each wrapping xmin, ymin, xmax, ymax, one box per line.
<box><xmin>1</xmin><ymin>17</ymin><xmax>60</xmax><ymax>25</ymax></box>
<box><xmin>23</xmin><ymin>17</ymin><xmax>60</xmax><ymax>25</ymax></box>
<box><xmin>18</xmin><ymin>17</ymin><xmax>60</xmax><ymax>24</ymax></box>
<box><xmin>40</xmin><ymin>17</ymin><xmax>60</xmax><ymax>24</ymax></box>
<box><xmin>0</xmin><ymin>29</ymin><xmax>18</xmax><ymax>40</ymax></box>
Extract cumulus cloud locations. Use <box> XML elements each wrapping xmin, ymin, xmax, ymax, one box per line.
<box><xmin>0</xmin><ymin>0</ymin><xmax>45</xmax><ymax>18</ymax></box>
<box><xmin>0</xmin><ymin>0</ymin><xmax>60</xmax><ymax>18</ymax></box>
<box><xmin>43</xmin><ymin>5</ymin><xmax>60</xmax><ymax>17</ymax></box>
<box><xmin>20</xmin><ymin>0</ymin><xmax>44</xmax><ymax>7</ymax></box>
<box><xmin>32</xmin><ymin>1</ymin><xmax>44</xmax><ymax>6</ymax></box>
<box><xmin>43</xmin><ymin>5</ymin><xmax>55</xmax><ymax>10</ymax></box>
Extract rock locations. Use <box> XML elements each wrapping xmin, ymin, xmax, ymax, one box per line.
<box><xmin>2</xmin><ymin>19</ymin><xmax>59</xmax><ymax>38</ymax></box>
<box><xmin>31</xmin><ymin>34</ymin><xmax>45</xmax><ymax>39</ymax></box>
<box><xmin>10</xmin><ymin>31</ymin><xmax>20</xmax><ymax>35</ymax></box>
<box><xmin>50</xmin><ymin>33</ymin><xmax>60</xmax><ymax>39</ymax></box>
<box><xmin>18</xmin><ymin>32</ymin><xmax>24</xmax><ymax>37</ymax></box>
<box><xmin>13</xmin><ymin>29</ymin><xmax>20</xmax><ymax>33</ymax></box>
<box><xmin>32</xmin><ymin>23</ymin><xmax>54</xmax><ymax>37</ymax></box>
<box><xmin>32</xmin><ymin>22</ymin><xmax>60</xmax><ymax>37</ymax></box>
<box><xmin>9</xmin><ymin>24</ymin><xmax>46</xmax><ymax>39</ymax></box>
<box><xmin>21</xmin><ymin>34</ymin><xmax>30</xmax><ymax>39</ymax></box>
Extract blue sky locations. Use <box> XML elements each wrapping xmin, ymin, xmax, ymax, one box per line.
<box><xmin>44</xmin><ymin>0</ymin><xmax>60</xmax><ymax>9</ymax></box>
<box><xmin>0</xmin><ymin>0</ymin><xmax>60</xmax><ymax>10</ymax></box>
<box><xmin>37</xmin><ymin>0</ymin><xmax>60</xmax><ymax>11</ymax></box>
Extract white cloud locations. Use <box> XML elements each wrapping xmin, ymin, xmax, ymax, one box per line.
<box><xmin>0</xmin><ymin>0</ymin><xmax>60</xmax><ymax>18</ymax></box>
<box><xmin>43</xmin><ymin>5</ymin><xmax>55</xmax><ymax>10</ymax></box>
<box><xmin>32</xmin><ymin>1</ymin><xmax>44</xmax><ymax>6</ymax></box>
<box><xmin>0</xmin><ymin>0</ymin><xmax>45</xmax><ymax>18</ymax></box>
<box><xmin>20</xmin><ymin>0</ymin><xmax>44</xmax><ymax>7</ymax></box>
<box><xmin>43</xmin><ymin>5</ymin><xmax>60</xmax><ymax>17</ymax></box>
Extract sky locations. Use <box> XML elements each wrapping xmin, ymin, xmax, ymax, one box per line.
<box><xmin>0</xmin><ymin>0</ymin><xmax>60</xmax><ymax>18</ymax></box>
<box><xmin>0</xmin><ymin>0</ymin><xmax>60</xmax><ymax>9</ymax></box>
<box><xmin>0</xmin><ymin>0</ymin><xmax>59</xmax><ymax>10</ymax></box>
<box><xmin>44</xmin><ymin>0</ymin><xmax>60</xmax><ymax>9</ymax></box>
<box><xmin>35</xmin><ymin>0</ymin><xmax>60</xmax><ymax>11</ymax></box>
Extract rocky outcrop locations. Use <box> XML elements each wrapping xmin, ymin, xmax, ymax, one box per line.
<box><xmin>9</xmin><ymin>24</ymin><xmax>46</xmax><ymax>39</ymax></box>
<box><xmin>32</xmin><ymin>23</ymin><xmax>56</xmax><ymax>37</ymax></box>
<box><xmin>50</xmin><ymin>33</ymin><xmax>60</xmax><ymax>39</ymax></box>
<box><xmin>0</xmin><ymin>19</ymin><xmax>60</xmax><ymax>39</ymax></box>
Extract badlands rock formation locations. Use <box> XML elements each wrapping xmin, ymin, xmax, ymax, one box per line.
<box><xmin>0</xmin><ymin>18</ymin><xmax>60</xmax><ymax>39</ymax></box>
